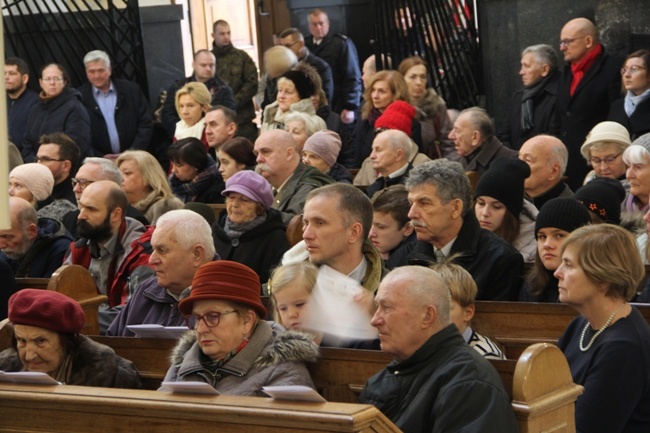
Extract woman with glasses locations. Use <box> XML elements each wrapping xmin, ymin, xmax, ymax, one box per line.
<box><xmin>622</xmin><ymin>134</ymin><xmax>650</xmax><ymax>215</ymax></box>
<box><xmin>580</xmin><ymin>121</ymin><xmax>631</xmax><ymax>188</ymax></box>
<box><xmin>163</xmin><ymin>260</ymin><xmax>318</xmax><ymax>395</ymax></box>
<box><xmin>609</xmin><ymin>49</ymin><xmax>650</xmax><ymax>140</ymax></box>
<box><xmin>211</xmin><ymin>170</ymin><xmax>289</xmax><ymax>285</ymax></box>
<box><xmin>21</xmin><ymin>63</ymin><xmax>90</xmax><ymax>162</ymax></box>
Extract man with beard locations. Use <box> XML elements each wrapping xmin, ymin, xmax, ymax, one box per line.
<box><xmin>254</xmin><ymin>129</ymin><xmax>333</xmax><ymax>226</ymax></box>
<box><xmin>0</xmin><ymin>197</ymin><xmax>72</xmax><ymax>278</ymax></box>
<box><xmin>64</xmin><ymin>181</ymin><xmax>154</xmax><ymax>332</ymax></box>
<box><xmin>5</xmin><ymin>57</ymin><xmax>39</xmax><ymax>146</ymax></box>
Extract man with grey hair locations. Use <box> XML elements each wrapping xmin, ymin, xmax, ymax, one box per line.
<box><xmin>519</xmin><ymin>135</ymin><xmax>574</xmax><ymax>210</ymax></box>
<box><xmin>62</xmin><ymin>157</ymin><xmax>148</xmax><ymax>237</ymax></box>
<box><xmin>365</xmin><ymin>130</ymin><xmax>413</xmax><ymax>198</ymax></box>
<box><xmin>78</xmin><ymin>50</ymin><xmax>153</xmax><ymax>156</ymax></box>
<box><xmin>254</xmin><ymin>129</ymin><xmax>333</xmax><ymax>226</ymax></box>
<box><xmin>390</xmin><ymin>159</ymin><xmax>523</xmax><ymax>300</ymax></box>
<box><xmin>499</xmin><ymin>44</ymin><xmax>561</xmax><ymax>149</ymax></box>
<box><xmin>108</xmin><ymin>209</ymin><xmax>217</xmax><ymax>336</ymax></box>
<box><xmin>448</xmin><ymin>107</ymin><xmax>518</xmax><ymax>175</ymax></box>
<box><xmin>359</xmin><ymin>265</ymin><xmax>518</xmax><ymax>432</ymax></box>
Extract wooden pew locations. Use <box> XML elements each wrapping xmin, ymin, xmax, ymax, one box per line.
<box><xmin>16</xmin><ymin>265</ymin><xmax>107</xmax><ymax>335</ymax></box>
<box><xmin>472</xmin><ymin>301</ymin><xmax>650</xmax><ymax>359</ymax></box>
<box><xmin>0</xmin><ymin>383</ymin><xmax>399</xmax><ymax>433</ymax></box>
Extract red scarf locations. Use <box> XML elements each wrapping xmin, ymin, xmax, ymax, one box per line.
<box><xmin>570</xmin><ymin>44</ymin><xmax>603</xmax><ymax>96</ymax></box>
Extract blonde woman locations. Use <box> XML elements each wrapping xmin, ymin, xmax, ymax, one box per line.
<box><xmin>116</xmin><ymin>150</ymin><xmax>183</xmax><ymax>224</ymax></box>
<box><xmin>174</xmin><ymin>82</ymin><xmax>212</xmax><ymax>150</ymax></box>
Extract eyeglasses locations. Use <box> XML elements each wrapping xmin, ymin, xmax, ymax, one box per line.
<box><xmin>282</xmin><ymin>40</ymin><xmax>300</xmax><ymax>49</ymax></box>
<box><xmin>35</xmin><ymin>155</ymin><xmax>64</xmax><ymax>163</ymax></box>
<box><xmin>621</xmin><ymin>66</ymin><xmax>647</xmax><ymax>75</ymax></box>
<box><xmin>42</xmin><ymin>77</ymin><xmax>64</xmax><ymax>83</ymax></box>
<box><xmin>559</xmin><ymin>37</ymin><xmax>585</xmax><ymax>47</ymax></box>
<box><xmin>184</xmin><ymin>310</ymin><xmax>237</xmax><ymax>329</ymax></box>
<box><xmin>590</xmin><ymin>152</ymin><xmax>622</xmax><ymax>166</ymax></box>
<box><xmin>71</xmin><ymin>178</ymin><xmax>95</xmax><ymax>190</ymax></box>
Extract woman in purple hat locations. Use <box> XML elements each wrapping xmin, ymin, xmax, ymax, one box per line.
<box><xmin>211</xmin><ymin>170</ymin><xmax>290</xmax><ymax>286</ymax></box>
<box><xmin>163</xmin><ymin>260</ymin><xmax>318</xmax><ymax>395</ymax></box>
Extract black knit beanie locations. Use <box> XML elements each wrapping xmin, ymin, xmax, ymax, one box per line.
<box><xmin>535</xmin><ymin>197</ymin><xmax>591</xmax><ymax>236</ymax></box>
<box><xmin>474</xmin><ymin>157</ymin><xmax>531</xmax><ymax>218</ymax></box>
<box><xmin>281</xmin><ymin>70</ymin><xmax>315</xmax><ymax>100</ymax></box>
<box><xmin>574</xmin><ymin>177</ymin><xmax>626</xmax><ymax>225</ymax></box>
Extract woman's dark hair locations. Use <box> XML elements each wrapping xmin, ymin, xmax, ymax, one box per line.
<box><xmin>40</xmin><ymin>63</ymin><xmax>70</xmax><ymax>86</ymax></box>
<box><xmin>398</xmin><ymin>55</ymin><xmax>429</xmax><ymax>76</ymax></box>
<box><xmin>168</xmin><ymin>137</ymin><xmax>209</xmax><ymax>172</ymax></box>
<box><xmin>220</xmin><ymin>137</ymin><xmax>257</xmax><ymax>168</ymax></box>
<box><xmin>526</xmin><ymin>250</ymin><xmax>551</xmax><ymax>298</ymax></box>
<box><xmin>493</xmin><ymin>209</ymin><xmax>520</xmax><ymax>245</ymax></box>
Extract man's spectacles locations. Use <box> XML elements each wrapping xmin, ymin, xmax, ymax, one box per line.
<box><xmin>590</xmin><ymin>153</ymin><xmax>622</xmax><ymax>166</ymax></box>
<box><xmin>559</xmin><ymin>37</ymin><xmax>585</xmax><ymax>47</ymax></box>
<box><xmin>42</xmin><ymin>77</ymin><xmax>64</xmax><ymax>83</ymax></box>
<box><xmin>184</xmin><ymin>310</ymin><xmax>237</xmax><ymax>329</ymax></box>
<box><xmin>621</xmin><ymin>66</ymin><xmax>647</xmax><ymax>75</ymax></box>
<box><xmin>71</xmin><ymin>178</ymin><xmax>95</xmax><ymax>190</ymax></box>
<box><xmin>282</xmin><ymin>40</ymin><xmax>300</xmax><ymax>49</ymax></box>
<box><xmin>35</xmin><ymin>156</ymin><xmax>64</xmax><ymax>163</ymax></box>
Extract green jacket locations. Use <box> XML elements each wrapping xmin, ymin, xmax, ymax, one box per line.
<box><xmin>212</xmin><ymin>43</ymin><xmax>258</xmax><ymax>123</ymax></box>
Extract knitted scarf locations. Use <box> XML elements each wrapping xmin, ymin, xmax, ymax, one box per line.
<box><xmin>223</xmin><ymin>213</ymin><xmax>267</xmax><ymax>239</ymax></box>
<box><xmin>520</xmin><ymin>72</ymin><xmax>554</xmax><ymax>133</ymax></box>
<box><xmin>169</xmin><ymin>156</ymin><xmax>219</xmax><ymax>203</ymax></box>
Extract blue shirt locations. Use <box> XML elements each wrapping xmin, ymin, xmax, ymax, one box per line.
<box><xmin>93</xmin><ymin>82</ymin><xmax>120</xmax><ymax>153</ymax></box>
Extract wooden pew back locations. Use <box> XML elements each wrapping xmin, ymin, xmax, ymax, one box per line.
<box><xmin>472</xmin><ymin>301</ymin><xmax>650</xmax><ymax>359</ymax></box>
<box><xmin>0</xmin><ymin>383</ymin><xmax>400</xmax><ymax>433</ymax></box>
<box><xmin>15</xmin><ymin>265</ymin><xmax>106</xmax><ymax>335</ymax></box>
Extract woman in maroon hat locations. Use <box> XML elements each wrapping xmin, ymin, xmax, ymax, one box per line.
<box><xmin>0</xmin><ymin>289</ymin><xmax>142</xmax><ymax>388</ymax></box>
<box><xmin>211</xmin><ymin>170</ymin><xmax>290</xmax><ymax>285</ymax></box>
<box><xmin>163</xmin><ymin>260</ymin><xmax>319</xmax><ymax>395</ymax></box>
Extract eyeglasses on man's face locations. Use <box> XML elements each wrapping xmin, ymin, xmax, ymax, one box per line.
<box><xmin>184</xmin><ymin>310</ymin><xmax>238</xmax><ymax>329</ymax></box>
<box><xmin>71</xmin><ymin>178</ymin><xmax>95</xmax><ymax>190</ymax></box>
<box><xmin>35</xmin><ymin>156</ymin><xmax>64</xmax><ymax>163</ymax></box>
<box><xmin>559</xmin><ymin>36</ymin><xmax>586</xmax><ymax>47</ymax></box>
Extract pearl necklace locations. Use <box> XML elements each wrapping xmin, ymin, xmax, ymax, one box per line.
<box><xmin>579</xmin><ymin>302</ymin><xmax>626</xmax><ymax>352</ymax></box>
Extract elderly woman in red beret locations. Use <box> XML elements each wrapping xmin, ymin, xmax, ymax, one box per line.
<box><xmin>163</xmin><ymin>260</ymin><xmax>318</xmax><ymax>395</ymax></box>
<box><xmin>0</xmin><ymin>289</ymin><xmax>142</xmax><ymax>388</ymax></box>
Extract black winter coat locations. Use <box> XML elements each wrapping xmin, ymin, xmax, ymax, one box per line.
<box><xmin>501</xmin><ymin>71</ymin><xmax>561</xmax><ymax>149</ymax></box>
<box><xmin>78</xmin><ymin>79</ymin><xmax>153</xmax><ymax>155</ymax></box>
<box><xmin>21</xmin><ymin>87</ymin><xmax>91</xmax><ymax>162</ymax></box>
<box><xmin>557</xmin><ymin>49</ymin><xmax>622</xmax><ymax>190</ymax></box>
<box><xmin>389</xmin><ymin>212</ymin><xmax>523</xmax><ymax>300</ymax></box>
<box><xmin>609</xmin><ymin>96</ymin><xmax>650</xmax><ymax>141</ymax></box>
<box><xmin>212</xmin><ymin>209</ymin><xmax>290</xmax><ymax>284</ymax></box>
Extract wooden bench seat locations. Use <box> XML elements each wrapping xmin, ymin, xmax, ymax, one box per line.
<box><xmin>472</xmin><ymin>301</ymin><xmax>650</xmax><ymax>359</ymax></box>
<box><xmin>15</xmin><ymin>265</ymin><xmax>106</xmax><ymax>335</ymax></box>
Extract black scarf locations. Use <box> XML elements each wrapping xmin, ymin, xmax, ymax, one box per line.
<box><xmin>520</xmin><ymin>73</ymin><xmax>553</xmax><ymax>133</ymax></box>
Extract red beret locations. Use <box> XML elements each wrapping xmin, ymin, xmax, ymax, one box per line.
<box><xmin>374</xmin><ymin>100</ymin><xmax>416</xmax><ymax>137</ymax></box>
<box><xmin>179</xmin><ymin>261</ymin><xmax>266</xmax><ymax>318</ymax></box>
<box><xmin>9</xmin><ymin>289</ymin><xmax>85</xmax><ymax>334</ymax></box>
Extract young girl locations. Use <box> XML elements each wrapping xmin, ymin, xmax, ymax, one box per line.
<box><xmin>269</xmin><ymin>262</ymin><xmax>321</xmax><ymax>343</ymax></box>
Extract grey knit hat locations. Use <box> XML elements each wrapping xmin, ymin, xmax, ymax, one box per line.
<box><xmin>303</xmin><ymin>130</ymin><xmax>342</xmax><ymax>168</ymax></box>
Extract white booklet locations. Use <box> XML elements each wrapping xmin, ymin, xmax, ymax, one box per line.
<box><xmin>127</xmin><ymin>325</ymin><xmax>190</xmax><ymax>339</ymax></box>
<box><xmin>262</xmin><ymin>385</ymin><xmax>326</xmax><ymax>402</ymax></box>
<box><xmin>159</xmin><ymin>381</ymin><xmax>221</xmax><ymax>395</ymax></box>
<box><xmin>0</xmin><ymin>371</ymin><xmax>61</xmax><ymax>385</ymax></box>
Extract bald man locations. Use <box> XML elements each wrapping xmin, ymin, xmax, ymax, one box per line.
<box><xmin>254</xmin><ymin>130</ymin><xmax>334</xmax><ymax>226</ymax></box>
<box><xmin>64</xmin><ymin>181</ymin><xmax>154</xmax><ymax>332</ymax></box>
<box><xmin>0</xmin><ymin>197</ymin><xmax>72</xmax><ymax>278</ymax></box>
<box><xmin>557</xmin><ymin>17</ymin><xmax>622</xmax><ymax>190</ymax></box>
<box><xmin>365</xmin><ymin>130</ymin><xmax>413</xmax><ymax>198</ymax></box>
<box><xmin>519</xmin><ymin>135</ymin><xmax>574</xmax><ymax>210</ymax></box>
<box><xmin>359</xmin><ymin>266</ymin><xmax>517</xmax><ymax>432</ymax></box>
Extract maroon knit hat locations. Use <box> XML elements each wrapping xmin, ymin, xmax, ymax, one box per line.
<box><xmin>9</xmin><ymin>289</ymin><xmax>85</xmax><ymax>334</ymax></box>
<box><xmin>179</xmin><ymin>261</ymin><xmax>266</xmax><ymax>318</ymax></box>
<box><xmin>374</xmin><ymin>100</ymin><xmax>416</xmax><ymax>137</ymax></box>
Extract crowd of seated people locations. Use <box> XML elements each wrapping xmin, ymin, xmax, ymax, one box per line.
<box><xmin>3</xmin><ymin>12</ymin><xmax>650</xmax><ymax>432</ymax></box>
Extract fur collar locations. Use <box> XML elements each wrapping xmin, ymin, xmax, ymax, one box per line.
<box><xmin>414</xmin><ymin>88</ymin><xmax>446</xmax><ymax>119</ymax></box>
<box><xmin>169</xmin><ymin>321</ymin><xmax>320</xmax><ymax>368</ymax></box>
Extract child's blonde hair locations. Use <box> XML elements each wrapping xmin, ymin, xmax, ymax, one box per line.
<box><xmin>268</xmin><ymin>261</ymin><xmax>318</xmax><ymax>324</ymax></box>
<box><xmin>430</xmin><ymin>260</ymin><xmax>478</xmax><ymax>308</ymax></box>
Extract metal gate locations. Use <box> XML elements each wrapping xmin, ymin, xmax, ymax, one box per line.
<box><xmin>373</xmin><ymin>0</ymin><xmax>481</xmax><ymax>109</ymax></box>
<box><xmin>3</xmin><ymin>0</ymin><xmax>148</xmax><ymax>97</ymax></box>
